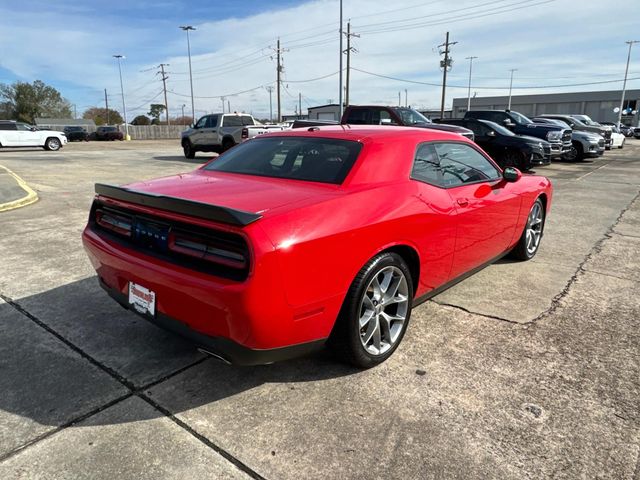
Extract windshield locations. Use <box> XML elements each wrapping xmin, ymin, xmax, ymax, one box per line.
<box><xmin>510</xmin><ymin>111</ymin><xmax>532</xmax><ymax>125</ymax></box>
<box><xmin>392</xmin><ymin>108</ymin><xmax>431</xmax><ymax>125</ymax></box>
<box><xmin>204</xmin><ymin>136</ymin><xmax>363</xmax><ymax>184</ymax></box>
<box><xmin>478</xmin><ymin>120</ymin><xmax>514</xmax><ymax>136</ymax></box>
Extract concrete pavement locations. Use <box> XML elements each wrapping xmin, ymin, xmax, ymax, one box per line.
<box><xmin>0</xmin><ymin>140</ymin><xmax>638</xmax><ymax>479</ymax></box>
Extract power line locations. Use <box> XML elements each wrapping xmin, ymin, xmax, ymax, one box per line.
<box><xmin>351</xmin><ymin>67</ymin><xmax>640</xmax><ymax>89</ymax></box>
<box><xmin>356</xmin><ymin>0</ymin><xmax>555</xmax><ymax>35</ymax></box>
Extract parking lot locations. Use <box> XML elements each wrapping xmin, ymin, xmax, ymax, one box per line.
<box><xmin>0</xmin><ymin>139</ymin><xmax>639</xmax><ymax>479</ymax></box>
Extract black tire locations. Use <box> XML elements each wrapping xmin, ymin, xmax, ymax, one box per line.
<box><xmin>572</xmin><ymin>141</ymin><xmax>584</xmax><ymax>161</ymax></box>
<box><xmin>328</xmin><ymin>252</ymin><xmax>414</xmax><ymax>368</ymax></box>
<box><xmin>44</xmin><ymin>137</ymin><xmax>61</xmax><ymax>151</ymax></box>
<box><xmin>510</xmin><ymin>198</ymin><xmax>545</xmax><ymax>261</ymax></box>
<box><xmin>183</xmin><ymin>140</ymin><xmax>195</xmax><ymax>159</ymax></box>
<box><xmin>563</xmin><ymin>145</ymin><xmax>578</xmax><ymax>161</ymax></box>
<box><xmin>221</xmin><ymin>137</ymin><xmax>235</xmax><ymax>152</ymax></box>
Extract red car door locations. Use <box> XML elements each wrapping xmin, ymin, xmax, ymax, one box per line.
<box><xmin>432</xmin><ymin>142</ymin><xmax>521</xmax><ymax>280</ymax></box>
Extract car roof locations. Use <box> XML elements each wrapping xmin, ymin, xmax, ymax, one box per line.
<box><xmin>260</xmin><ymin>124</ymin><xmax>468</xmax><ymax>143</ymax></box>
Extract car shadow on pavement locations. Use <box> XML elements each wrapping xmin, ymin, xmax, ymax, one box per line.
<box><xmin>0</xmin><ymin>276</ymin><xmax>357</xmax><ymax>431</ymax></box>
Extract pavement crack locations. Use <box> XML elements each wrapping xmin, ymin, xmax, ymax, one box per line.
<box><xmin>0</xmin><ymin>393</ymin><xmax>133</xmax><ymax>463</ymax></box>
<box><xmin>429</xmin><ymin>300</ymin><xmax>522</xmax><ymax>325</ymax></box>
<box><xmin>137</xmin><ymin>393</ymin><xmax>267</xmax><ymax>480</ymax></box>
<box><xmin>530</xmin><ymin>190</ymin><xmax>640</xmax><ymax>324</ymax></box>
<box><xmin>0</xmin><ymin>293</ymin><xmax>253</xmax><ymax>475</ymax></box>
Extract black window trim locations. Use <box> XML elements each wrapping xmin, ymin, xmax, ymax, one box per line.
<box><xmin>410</xmin><ymin>140</ymin><xmax>503</xmax><ymax>190</ymax></box>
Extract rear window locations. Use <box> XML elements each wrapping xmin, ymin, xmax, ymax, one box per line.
<box><xmin>204</xmin><ymin>136</ymin><xmax>363</xmax><ymax>184</ymax></box>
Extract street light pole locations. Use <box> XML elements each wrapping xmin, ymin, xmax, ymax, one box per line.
<box><xmin>181</xmin><ymin>104</ymin><xmax>185</xmax><ymax>124</ymax></box>
<box><xmin>180</xmin><ymin>25</ymin><xmax>196</xmax><ymax>123</ymax></box>
<box><xmin>465</xmin><ymin>56</ymin><xmax>478</xmax><ymax>113</ymax></box>
<box><xmin>617</xmin><ymin>40</ymin><xmax>639</xmax><ymax>127</ymax></box>
<box><xmin>507</xmin><ymin>68</ymin><xmax>517</xmax><ymax>110</ymax></box>
<box><xmin>112</xmin><ymin>54</ymin><xmax>129</xmax><ymax>140</ymax></box>
<box><xmin>338</xmin><ymin>0</ymin><xmax>344</xmax><ymax>119</ymax></box>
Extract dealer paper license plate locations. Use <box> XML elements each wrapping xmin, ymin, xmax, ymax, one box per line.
<box><xmin>128</xmin><ymin>282</ymin><xmax>156</xmax><ymax>316</ymax></box>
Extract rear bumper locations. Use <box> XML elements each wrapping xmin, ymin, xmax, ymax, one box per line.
<box><xmin>82</xmin><ymin>225</ymin><xmax>334</xmax><ymax>364</ymax></box>
<box><xmin>100</xmin><ymin>278</ymin><xmax>325</xmax><ymax>365</ymax></box>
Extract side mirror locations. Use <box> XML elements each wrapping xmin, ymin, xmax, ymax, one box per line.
<box><xmin>503</xmin><ymin>120</ymin><xmax>515</xmax><ymax>129</ymax></box>
<box><xmin>30</xmin><ymin>127</ymin><xmax>37</xmax><ymax>131</ymax></box>
<box><xmin>503</xmin><ymin>167</ymin><xmax>522</xmax><ymax>182</ymax></box>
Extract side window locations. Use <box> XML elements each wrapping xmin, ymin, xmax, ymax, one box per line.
<box><xmin>345</xmin><ymin>108</ymin><xmax>369</xmax><ymax>125</ymax></box>
<box><xmin>411</xmin><ymin>143</ymin><xmax>442</xmax><ymax>185</ymax></box>
<box><xmin>222</xmin><ymin>116</ymin><xmax>242</xmax><ymax>127</ymax></box>
<box><xmin>470</xmin><ymin>121</ymin><xmax>491</xmax><ymax>137</ymax></box>
<box><xmin>241</xmin><ymin>116</ymin><xmax>254</xmax><ymax>126</ymax></box>
<box><xmin>206</xmin><ymin>115</ymin><xmax>218</xmax><ymax>128</ymax></box>
<box><xmin>489</xmin><ymin>112</ymin><xmax>506</xmax><ymax>124</ymax></box>
<box><xmin>434</xmin><ymin>143</ymin><xmax>501</xmax><ymax>187</ymax></box>
<box><xmin>195</xmin><ymin>116</ymin><xmax>208</xmax><ymax>129</ymax></box>
<box><xmin>17</xmin><ymin>123</ymin><xmax>32</xmax><ymax>131</ymax></box>
<box><xmin>370</xmin><ymin>109</ymin><xmax>391</xmax><ymax>125</ymax></box>
<box><xmin>0</xmin><ymin>123</ymin><xmax>16</xmax><ymax>130</ymax></box>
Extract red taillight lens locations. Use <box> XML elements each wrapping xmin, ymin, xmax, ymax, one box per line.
<box><xmin>95</xmin><ymin>209</ymin><xmax>132</xmax><ymax>237</ymax></box>
<box><xmin>168</xmin><ymin>231</ymin><xmax>247</xmax><ymax>269</ymax></box>
<box><xmin>241</xmin><ymin>127</ymin><xmax>248</xmax><ymax>139</ymax></box>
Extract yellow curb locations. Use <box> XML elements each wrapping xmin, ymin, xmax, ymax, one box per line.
<box><xmin>0</xmin><ymin>165</ymin><xmax>39</xmax><ymax>212</ymax></box>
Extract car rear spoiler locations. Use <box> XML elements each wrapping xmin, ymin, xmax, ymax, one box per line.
<box><xmin>94</xmin><ymin>183</ymin><xmax>262</xmax><ymax>227</ymax></box>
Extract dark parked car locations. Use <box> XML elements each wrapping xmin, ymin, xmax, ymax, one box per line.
<box><xmin>341</xmin><ymin>106</ymin><xmax>475</xmax><ymax>140</ymax></box>
<box><xmin>437</xmin><ymin>118</ymin><xmax>550</xmax><ymax>171</ymax></box>
<box><xmin>464</xmin><ymin>110</ymin><xmax>572</xmax><ymax>159</ymax></box>
<box><xmin>92</xmin><ymin>126</ymin><xmax>124</xmax><ymax>141</ymax></box>
<box><xmin>634</xmin><ymin>127</ymin><xmax>640</xmax><ymax>139</ymax></box>
<box><xmin>64</xmin><ymin>126</ymin><xmax>89</xmax><ymax>142</ymax></box>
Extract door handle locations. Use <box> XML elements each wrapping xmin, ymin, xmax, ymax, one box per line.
<box><xmin>457</xmin><ymin>198</ymin><xmax>469</xmax><ymax>207</ymax></box>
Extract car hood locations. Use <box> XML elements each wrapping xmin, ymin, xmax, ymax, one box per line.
<box><xmin>124</xmin><ymin>169</ymin><xmax>339</xmax><ymax>216</ymax></box>
<box><xmin>515</xmin><ymin>135</ymin><xmax>548</xmax><ymax>146</ymax></box>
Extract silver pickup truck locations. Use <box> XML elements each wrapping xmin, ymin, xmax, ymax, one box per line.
<box><xmin>181</xmin><ymin>113</ymin><xmax>260</xmax><ymax>159</ymax></box>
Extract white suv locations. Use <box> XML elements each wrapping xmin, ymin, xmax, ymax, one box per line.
<box><xmin>0</xmin><ymin>121</ymin><xmax>67</xmax><ymax>151</ymax></box>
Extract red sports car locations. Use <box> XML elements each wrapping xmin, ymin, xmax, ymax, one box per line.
<box><xmin>82</xmin><ymin>126</ymin><xmax>552</xmax><ymax>368</ymax></box>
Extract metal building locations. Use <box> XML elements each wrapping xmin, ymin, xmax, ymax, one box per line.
<box><xmin>308</xmin><ymin>104</ymin><xmax>341</xmax><ymax>121</ymax></box>
<box><xmin>452</xmin><ymin>89</ymin><xmax>640</xmax><ymax>125</ymax></box>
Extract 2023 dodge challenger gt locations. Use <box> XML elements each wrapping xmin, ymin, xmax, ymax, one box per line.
<box><xmin>82</xmin><ymin>126</ymin><xmax>552</xmax><ymax>368</ymax></box>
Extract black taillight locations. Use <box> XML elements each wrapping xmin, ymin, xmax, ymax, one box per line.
<box><xmin>168</xmin><ymin>231</ymin><xmax>247</xmax><ymax>269</ymax></box>
<box><xmin>95</xmin><ymin>208</ymin><xmax>132</xmax><ymax>237</ymax></box>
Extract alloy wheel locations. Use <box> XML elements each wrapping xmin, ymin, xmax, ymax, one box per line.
<box><xmin>526</xmin><ymin>202</ymin><xmax>543</xmax><ymax>255</ymax></box>
<box><xmin>358</xmin><ymin>266</ymin><xmax>409</xmax><ymax>356</ymax></box>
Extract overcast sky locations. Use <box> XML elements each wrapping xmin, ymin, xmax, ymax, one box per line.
<box><xmin>0</xmin><ymin>0</ymin><xmax>638</xmax><ymax>120</ymax></box>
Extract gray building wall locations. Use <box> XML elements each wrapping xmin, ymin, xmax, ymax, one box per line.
<box><xmin>308</xmin><ymin>104</ymin><xmax>341</xmax><ymax>121</ymax></box>
<box><xmin>452</xmin><ymin>89</ymin><xmax>640</xmax><ymax>125</ymax></box>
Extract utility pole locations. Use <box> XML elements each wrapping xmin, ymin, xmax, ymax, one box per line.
<box><xmin>157</xmin><ymin>63</ymin><xmax>170</xmax><ymax>125</ymax></box>
<box><xmin>113</xmin><ymin>54</ymin><xmax>129</xmax><ymax>140</ymax></box>
<box><xmin>265</xmin><ymin>86</ymin><xmax>274</xmax><ymax>123</ymax></box>
<box><xmin>465</xmin><ymin>56</ymin><xmax>478</xmax><ymax>112</ymax></box>
<box><xmin>338</xmin><ymin>0</ymin><xmax>344</xmax><ymax>118</ymax></box>
<box><xmin>104</xmin><ymin>89</ymin><xmax>110</xmax><ymax>124</ymax></box>
<box><xmin>181</xmin><ymin>104</ymin><xmax>185</xmax><ymax>124</ymax></box>
<box><xmin>404</xmin><ymin>89</ymin><xmax>408</xmax><ymax>107</ymax></box>
<box><xmin>220</xmin><ymin>96</ymin><xmax>226</xmax><ymax>113</ymax></box>
<box><xmin>179</xmin><ymin>26</ymin><xmax>196</xmax><ymax>123</ymax></box>
<box><xmin>438</xmin><ymin>32</ymin><xmax>457</xmax><ymax>119</ymax></box>
<box><xmin>343</xmin><ymin>21</ymin><xmax>359</xmax><ymax>108</ymax></box>
<box><xmin>73</xmin><ymin>104</ymin><xmax>77</xmax><ymax>119</ymax></box>
<box><xmin>398</xmin><ymin>91</ymin><xmax>401</xmax><ymax>106</ymax></box>
<box><xmin>507</xmin><ymin>68</ymin><xmax>517</xmax><ymax>110</ymax></box>
<box><xmin>228</xmin><ymin>100</ymin><xmax>231</xmax><ymax>113</ymax></box>
<box><xmin>272</xmin><ymin>39</ymin><xmax>288</xmax><ymax>122</ymax></box>
<box><xmin>298</xmin><ymin>92</ymin><xmax>302</xmax><ymax>119</ymax></box>
<box><xmin>618</xmin><ymin>40</ymin><xmax>639</xmax><ymax>127</ymax></box>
